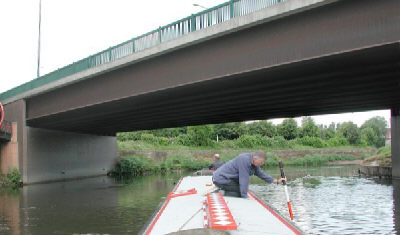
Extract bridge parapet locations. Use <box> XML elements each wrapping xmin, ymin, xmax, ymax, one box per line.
<box><xmin>0</xmin><ymin>0</ymin><xmax>289</xmax><ymax>102</ymax></box>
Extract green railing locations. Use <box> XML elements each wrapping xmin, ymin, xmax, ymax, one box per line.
<box><xmin>0</xmin><ymin>0</ymin><xmax>285</xmax><ymax>101</ymax></box>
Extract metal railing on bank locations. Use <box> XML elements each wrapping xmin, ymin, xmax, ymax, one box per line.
<box><xmin>0</xmin><ymin>0</ymin><xmax>286</xmax><ymax>101</ymax></box>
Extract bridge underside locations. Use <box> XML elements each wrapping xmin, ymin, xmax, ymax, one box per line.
<box><xmin>27</xmin><ymin>43</ymin><xmax>400</xmax><ymax>135</ymax></box>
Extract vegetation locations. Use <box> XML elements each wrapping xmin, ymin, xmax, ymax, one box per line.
<box><xmin>0</xmin><ymin>168</ymin><xmax>22</xmax><ymax>188</ymax></box>
<box><xmin>113</xmin><ymin>116</ymin><xmax>388</xmax><ymax>175</ymax></box>
<box><xmin>118</xmin><ymin>116</ymin><xmax>387</xmax><ymax>150</ymax></box>
<box><xmin>364</xmin><ymin>146</ymin><xmax>391</xmax><ymax>167</ymax></box>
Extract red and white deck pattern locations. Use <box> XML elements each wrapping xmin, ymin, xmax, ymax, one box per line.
<box><xmin>206</xmin><ymin>192</ymin><xmax>238</xmax><ymax>230</ymax></box>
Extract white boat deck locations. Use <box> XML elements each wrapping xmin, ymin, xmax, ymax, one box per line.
<box><xmin>143</xmin><ymin>176</ymin><xmax>302</xmax><ymax>235</ymax></box>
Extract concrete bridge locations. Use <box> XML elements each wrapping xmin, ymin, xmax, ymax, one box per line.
<box><xmin>0</xmin><ymin>0</ymin><xmax>399</xmax><ymax>183</ymax></box>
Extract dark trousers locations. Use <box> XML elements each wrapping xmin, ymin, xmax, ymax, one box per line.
<box><xmin>213</xmin><ymin>180</ymin><xmax>241</xmax><ymax>197</ymax></box>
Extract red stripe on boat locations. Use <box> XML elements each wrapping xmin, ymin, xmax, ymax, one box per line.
<box><xmin>248</xmin><ymin>191</ymin><xmax>302</xmax><ymax>235</ymax></box>
<box><xmin>168</xmin><ymin>188</ymin><xmax>197</xmax><ymax>199</ymax></box>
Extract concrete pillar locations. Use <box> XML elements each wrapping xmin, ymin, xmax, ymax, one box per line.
<box><xmin>25</xmin><ymin>127</ymin><xmax>117</xmax><ymax>184</ymax></box>
<box><xmin>394</xmin><ymin>179</ymin><xmax>400</xmax><ymax>233</ymax></box>
<box><xmin>0</xmin><ymin>123</ymin><xmax>19</xmax><ymax>174</ymax></box>
<box><xmin>392</xmin><ymin>108</ymin><xmax>400</xmax><ymax>179</ymax></box>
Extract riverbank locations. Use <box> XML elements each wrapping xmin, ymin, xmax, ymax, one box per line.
<box><xmin>0</xmin><ymin>168</ymin><xmax>22</xmax><ymax>188</ymax></box>
<box><xmin>112</xmin><ymin>148</ymin><xmax>376</xmax><ymax>176</ymax></box>
<box><xmin>359</xmin><ymin>146</ymin><xmax>392</xmax><ymax>177</ymax></box>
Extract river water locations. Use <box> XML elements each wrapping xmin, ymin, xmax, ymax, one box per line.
<box><xmin>0</xmin><ymin>165</ymin><xmax>398</xmax><ymax>235</ymax></box>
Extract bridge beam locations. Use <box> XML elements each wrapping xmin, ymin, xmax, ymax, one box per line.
<box><xmin>392</xmin><ymin>108</ymin><xmax>400</xmax><ymax>179</ymax></box>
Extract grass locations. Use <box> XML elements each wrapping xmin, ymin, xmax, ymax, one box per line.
<box><xmin>111</xmin><ymin>151</ymin><xmax>370</xmax><ymax>176</ymax></box>
<box><xmin>364</xmin><ymin>146</ymin><xmax>391</xmax><ymax>167</ymax></box>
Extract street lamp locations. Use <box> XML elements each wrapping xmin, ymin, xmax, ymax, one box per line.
<box><xmin>193</xmin><ymin>3</ymin><xmax>208</xmax><ymax>10</ymax></box>
<box><xmin>37</xmin><ymin>0</ymin><xmax>42</xmax><ymax>78</ymax></box>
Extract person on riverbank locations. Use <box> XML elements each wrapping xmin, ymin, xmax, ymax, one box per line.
<box><xmin>209</xmin><ymin>154</ymin><xmax>224</xmax><ymax>170</ymax></box>
<box><xmin>212</xmin><ymin>150</ymin><xmax>286</xmax><ymax>198</ymax></box>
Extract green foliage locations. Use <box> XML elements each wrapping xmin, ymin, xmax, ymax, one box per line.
<box><xmin>376</xmin><ymin>146</ymin><xmax>391</xmax><ymax>158</ymax></box>
<box><xmin>327</xmin><ymin>137</ymin><xmax>349</xmax><ymax>147</ymax></box>
<box><xmin>360</xmin><ymin>127</ymin><xmax>378</xmax><ymax>147</ymax></box>
<box><xmin>117</xmin><ymin>132</ymin><xmax>142</xmax><ymax>141</ymax></box>
<box><xmin>1</xmin><ymin>168</ymin><xmax>22</xmax><ymax>187</ymax></box>
<box><xmin>187</xmin><ymin>125</ymin><xmax>215</xmax><ymax>146</ymax></box>
<box><xmin>247</xmin><ymin>121</ymin><xmax>276</xmax><ymax>137</ymax></box>
<box><xmin>300</xmin><ymin>117</ymin><xmax>319</xmax><ymax>138</ymax></box>
<box><xmin>296</xmin><ymin>136</ymin><xmax>327</xmax><ymax>148</ymax></box>
<box><xmin>277</xmin><ymin>118</ymin><xmax>298</xmax><ymax>140</ymax></box>
<box><xmin>320</xmin><ymin>123</ymin><xmax>336</xmax><ymax>140</ymax></box>
<box><xmin>338</xmin><ymin>122</ymin><xmax>360</xmax><ymax>145</ymax></box>
<box><xmin>361</xmin><ymin>116</ymin><xmax>387</xmax><ymax>147</ymax></box>
<box><xmin>214</xmin><ymin>122</ymin><xmax>247</xmax><ymax>140</ymax></box>
<box><xmin>286</xmin><ymin>154</ymin><xmax>355</xmax><ymax>166</ymax></box>
<box><xmin>235</xmin><ymin>135</ymin><xmax>264</xmax><ymax>148</ymax></box>
<box><xmin>112</xmin><ymin>154</ymin><xmax>210</xmax><ymax>176</ymax></box>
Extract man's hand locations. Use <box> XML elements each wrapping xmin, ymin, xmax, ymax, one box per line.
<box><xmin>273</xmin><ymin>177</ymin><xmax>287</xmax><ymax>184</ymax></box>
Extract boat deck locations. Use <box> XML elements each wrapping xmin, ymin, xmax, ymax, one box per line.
<box><xmin>143</xmin><ymin>176</ymin><xmax>302</xmax><ymax>235</ymax></box>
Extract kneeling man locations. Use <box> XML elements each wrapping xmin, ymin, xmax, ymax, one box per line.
<box><xmin>213</xmin><ymin>150</ymin><xmax>285</xmax><ymax>198</ymax></box>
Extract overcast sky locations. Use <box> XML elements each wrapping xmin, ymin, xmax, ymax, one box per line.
<box><xmin>0</xmin><ymin>0</ymin><xmax>391</xmax><ymax>127</ymax></box>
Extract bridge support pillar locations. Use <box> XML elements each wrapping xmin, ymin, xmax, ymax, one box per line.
<box><xmin>392</xmin><ymin>108</ymin><xmax>400</xmax><ymax>179</ymax></box>
<box><xmin>24</xmin><ymin>127</ymin><xmax>117</xmax><ymax>184</ymax></box>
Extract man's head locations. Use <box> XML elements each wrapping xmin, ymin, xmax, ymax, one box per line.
<box><xmin>252</xmin><ymin>150</ymin><xmax>266</xmax><ymax>166</ymax></box>
<box><xmin>214</xmin><ymin>154</ymin><xmax>220</xmax><ymax>161</ymax></box>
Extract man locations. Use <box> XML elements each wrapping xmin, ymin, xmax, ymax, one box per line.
<box><xmin>212</xmin><ymin>150</ymin><xmax>286</xmax><ymax>198</ymax></box>
<box><xmin>209</xmin><ymin>154</ymin><xmax>224</xmax><ymax>170</ymax></box>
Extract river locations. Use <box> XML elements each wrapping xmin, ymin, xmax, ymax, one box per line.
<box><xmin>0</xmin><ymin>165</ymin><xmax>398</xmax><ymax>235</ymax></box>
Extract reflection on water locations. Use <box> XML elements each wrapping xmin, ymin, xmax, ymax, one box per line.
<box><xmin>0</xmin><ymin>166</ymin><xmax>398</xmax><ymax>235</ymax></box>
<box><xmin>251</xmin><ymin>165</ymin><xmax>397</xmax><ymax>234</ymax></box>
<box><xmin>0</xmin><ymin>173</ymin><xmax>182</xmax><ymax>235</ymax></box>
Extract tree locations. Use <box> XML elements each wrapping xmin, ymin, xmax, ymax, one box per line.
<box><xmin>300</xmin><ymin>117</ymin><xmax>319</xmax><ymax>137</ymax></box>
<box><xmin>247</xmin><ymin>120</ymin><xmax>276</xmax><ymax>137</ymax></box>
<box><xmin>214</xmin><ymin>122</ymin><xmax>247</xmax><ymax>140</ymax></box>
<box><xmin>320</xmin><ymin>123</ymin><xmax>336</xmax><ymax>140</ymax></box>
<box><xmin>187</xmin><ymin>125</ymin><xmax>214</xmax><ymax>146</ymax></box>
<box><xmin>338</xmin><ymin>122</ymin><xmax>360</xmax><ymax>145</ymax></box>
<box><xmin>277</xmin><ymin>118</ymin><xmax>298</xmax><ymax>140</ymax></box>
<box><xmin>360</xmin><ymin>127</ymin><xmax>378</xmax><ymax>146</ymax></box>
<box><xmin>361</xmin><ymin>116</ymin><xmax>387</xmax><ymax>147</ymax></box>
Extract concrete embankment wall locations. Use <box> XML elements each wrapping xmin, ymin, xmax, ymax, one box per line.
<box><xmin>360</xmin><ymin>165</ymin><xmax>392</xmax><ymax>178</ymax></box>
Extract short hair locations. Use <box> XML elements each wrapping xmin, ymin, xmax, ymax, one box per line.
<box><xmin>253</xmin><ymin>150</ymin><xmax>266</xmax><ymax>159</ymax></box>
<box><xmin>214</xmin><ymin>154</ymin><xmax>220</xmax><ymax>159</ymax></box>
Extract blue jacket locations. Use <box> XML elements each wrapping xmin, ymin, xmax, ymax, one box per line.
<box><xmin>212</xmin><ymin>152</ymin><xmax>273</xmax><ymax>198</ymax></box>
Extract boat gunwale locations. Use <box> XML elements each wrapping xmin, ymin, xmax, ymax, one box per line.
<box><xmin>140</xmin><ymin>177</ymin><xmax>184</xmax><ymax>235</ymax></box>
<box><xmin>248</xmin><ymin>191</ymin><xmax>304</xmax><ymax>235</ymax></box>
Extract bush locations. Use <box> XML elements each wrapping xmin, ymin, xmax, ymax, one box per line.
<box><xmin>174</xmin><ymin>134</ymin><xmax>192</xmax><ymax>146</ymax></box>
<box><xmin>187</xmin><ymin>125</ymin><xmax>215</xmax><ymax>146</ymax></box>
<box><xmin>235</xmin><ymin>135</ymin><xmax>264</xmax><ymax>148</ymax></box>
<box><xmin>3</xmin><ymin>168</ymin><xmax>22</xmax><ymax>187</ymax></box>
<box><xmin>296</xmin><ymin>137</ymin><xmax>327</xmax><ymax>148</ymax></box>
<box><xmin>327</xmin><ymin>137</ymin><xmax>349</xmax><ymax>147</ymax></box>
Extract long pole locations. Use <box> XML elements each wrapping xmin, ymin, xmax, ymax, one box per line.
<box><xmin>37</xmin><ymin>0</ymin><xmax>42</xmax><ymax>78</ymax></box>
<box><xmin>279</xmin><ymin>161</ymin><xmax>294</xmax><ymax>220</ymax></box>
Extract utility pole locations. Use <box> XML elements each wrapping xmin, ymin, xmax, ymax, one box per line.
<box><xmin>37</xmin><ymin>0</ymin><xmax>42</xmax><ymax>78</ymax></box>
